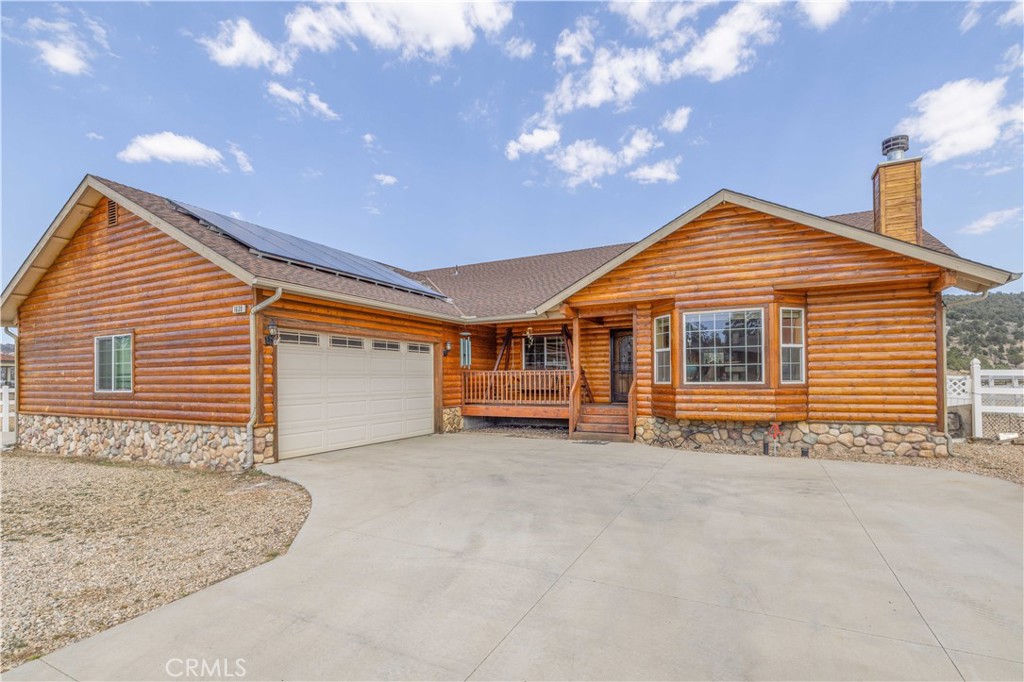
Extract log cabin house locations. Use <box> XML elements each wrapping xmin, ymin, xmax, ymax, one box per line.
<box><xmin>1</xmin><ymin>138</ymin><xmax>1018</xmax><ymax>470</ymax></box>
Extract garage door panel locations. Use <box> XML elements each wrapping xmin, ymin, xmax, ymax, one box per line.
<box><xmin>370</xmin><ymin>376</ymin><xmax>404</xmax><ymax>394</ymax></box>
<box><xmin>326</xmin><ymin>354</ymin><xmax>369</xmax><ymax>373</ymax></box>
<box><xmin>278</xmin><ymin>332</ymin><xmax>435</xmax><ymax>459</ymax></box>
<box><xmin>326</xmin><ymin>376</ymin><xmax>369</xmax><ymax>394</ymax></box>
<box><xmin>326</xmin><ymin>399</ymin><xmax>368</xmax><ymax>419</ymax></box>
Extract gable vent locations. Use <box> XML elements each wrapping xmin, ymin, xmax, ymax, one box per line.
<box><xmin>106</xmin><ymin>201</ymin><xmax>118</xmax><ymax>226</ymax></box>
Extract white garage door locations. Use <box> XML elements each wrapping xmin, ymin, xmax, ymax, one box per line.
<box><xmin>277</xmin><ymin>331</ymin><xmax>435</xmax><ymax>459</ymax></box>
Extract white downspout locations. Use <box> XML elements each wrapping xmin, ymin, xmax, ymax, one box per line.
<box><xmin>245</xmin><ymin>288</ymin><xmax>282</xmax><ymax>470</ymax></box>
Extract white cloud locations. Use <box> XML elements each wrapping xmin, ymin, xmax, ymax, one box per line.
<box><xmin>609</xmin><ymin>1</ymin><xmax>701</xmax><ymax>42</ymax></box>
<box><xmin>230</xmin><ymin>211</ymin><xmax>244</xmax><ymax>220</ymax></box>
<box><xmin>505</xmin><ymin>126</ymin><xmax>561</xmax><ymax>160</ymax></box>
<box><xmin>503</xmin><ymin>36</ymin><xmax>535</xmax><ymax>59</ymax></box>
<box><xmin>548</xmin><ymin>139</ymin><xmax>620</xmax><ymax>188</ymax></box>
<box><xmin>661</xmin><ymin>106</ymin><xmax>692</xmax><ymax>133</ymax></box>
<box><xmin>959</xmin><ymin>207</ymin><xmax>1022</xmax><ymax>235</ymax></box>
<box><xmin>80</xmin><ymin>15</ymin><xmax>109</xmax><ymax>52</ymax></box>
<box><xmin>285</xmin><ymin>2</ymin><xmax>513</xmax><ymax>61</ymax></box>
<box><xmin>85</xmin><ymin>131</ymin><xmax>103</xmax><ymax>140</ymax></box>
<box><xmin>676</xmin><ymin>2</ymin><xmax>779</xmax><ymax>82</ymax></box>
<box><xmin>116</xmin><ymin>132</ymin><xmax>225</xmax><ymax>168</ymax></box>
<box><xmin>628</xmin><ymin>156</ymin><xmax>682</xmax><ymax>184</ymax></box>
<box><xmin>547</xmin><ymin>45</ymin><xmax>667</xmax><ymax>116</ymax></box>
<box><xmin>374</xmin><ymin>173</ymin><xmax>398</xmax><ymax>186</ymax></box>
<box><xmin>266</xmin><ymin>81</ymin><xmax>339</xmax><ymax>120</ymax></box>
<box><xmin>554</xmin><ymin>16</ymin><xmax>596</xmax><ymax>67</ymax></box>
<box><xmin>959</xmin><ymin>2</ymin><xmax>982</xmax><ymax>33</ymax></box>
<box><xmin>797</xmin><ymin>1</ymin><xmax>850</xmax><ymax>31</ymax></box>
<box><xmin>228</xmin><ymin>142</ymin><xmax>254</xmax><ymax>174</ymax></box>
<box><xmin>362</xmin><ymin>133</ymin><xmax>376</xmax><ymax>147</ymax></box>
<box><xmin>25</xmin><ymin>17</ymin><xmax>91</xmax><ymax>75</ymax></box>
<box><xmin>618</xmin><ymin>128</ymin><xmax>661</xmax><ymax>166</ymax></box>
<box><xmin>306</xmin><ymin>92</ymin><xmax>339</xmax><ymax>120</ymax></box>
<box><xmin>301</xmin><ymin>167</ymin><xmax>323</xmax><ymax>179</ymax></box>
<box><xmin>546</xmin><ymin>128</ymin><xmax>663</xmax><ymax>187</ymax></box>
<box><xmin>897</xmin><ymin>77</ymin><xmax>1021</xmax><ymax>163</ymax></box>
<box><xmin>266</xmin><ymin>80</ymin><xmax>304</xmax><ymax>105</ymax></box>
<box><xmin>997</xmin><ymin>2</ymin><xmax>1023</xmax><ymax>27</ymax></box>
<box><xmin>199</xmin><ymin>18</ymin><xmax>293</xmax><ymax>74</ymax></box>
<box><xmin>1000</xmin><ymin>44</ymin><xmax>1023</xmax><ymax>73</ymax></box>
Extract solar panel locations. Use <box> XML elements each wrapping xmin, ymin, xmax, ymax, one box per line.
<box><xmin>169</xmin><ymin>200</ymin><xmax>443</xmax><ymax>298</ymax></box>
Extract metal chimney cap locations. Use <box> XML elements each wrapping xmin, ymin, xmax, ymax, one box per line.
<box><xmin>882</xmin><ymin>135</ymin><xmax>910</xmax><ymax>161</ymax></box>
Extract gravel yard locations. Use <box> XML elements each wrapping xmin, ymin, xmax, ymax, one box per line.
<box><xmin>0</xmin><ymin>450</ymin><xmax>310</xmax><ymax>672</ymax></box>
<box><xmin>465</xmin><ymin>425</ymin><xmax>1023</xmax><ymax>485</ymax></box>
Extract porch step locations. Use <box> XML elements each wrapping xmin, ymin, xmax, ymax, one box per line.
<box><xmin>580</xmin><ymin>403</ymin><xmax>628</xmax><ymax>415</ymax></box>
<box><xmin>578</xmin><ymin>412</ymin><xmax>627</xmax><ymax>425</ymax></box>
<box><xmin>575</xmin><ymin>421</ymin><xmax>629</xmax><ymax>435</ymax></box>
<box><xmin>569</xmin><ymin>430</ymin><xmax>633</xmax><ymax>443</ymax></box>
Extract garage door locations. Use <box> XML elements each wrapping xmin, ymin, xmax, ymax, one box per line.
<box><xmin>277</xmin><ymin>330</ymin><xmax>435</xmax><ymax>459</ymax></box>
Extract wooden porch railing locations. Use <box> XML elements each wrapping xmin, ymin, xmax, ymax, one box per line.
<box><xmin>463</xmin><ymin>370</ymin><xmax>573</xmax><ymax>406</ymax></box>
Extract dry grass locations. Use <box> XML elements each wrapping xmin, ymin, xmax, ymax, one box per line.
<box><xmin>0</xmin><ymin>450</ymin><xmax>310</xmax><ymax>672</ymax></box>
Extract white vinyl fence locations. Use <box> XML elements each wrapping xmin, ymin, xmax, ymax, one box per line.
<box><xmin>947</xmin><ymin>359</ymin><xmax>1024</xmax><ymax>438</ymax></box>
<box><xmin>1</xmin><ymin>386</ymin><xmax>15</xmax><ymax>446</ymax></box>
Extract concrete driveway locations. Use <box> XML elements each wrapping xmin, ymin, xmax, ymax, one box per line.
<box><xmin>7</xmin><ymin>434</ymin><xmax>1022</xmax><ymax>681</ymax></box>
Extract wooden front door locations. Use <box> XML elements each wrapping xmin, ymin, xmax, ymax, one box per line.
<box><xmin>610</xmin><ymin>329</ymin><xmax>634</xmax><ymax>403</ymax></box>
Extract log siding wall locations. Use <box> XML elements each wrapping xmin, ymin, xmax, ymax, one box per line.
<box><xmin>567</xmin><ymin>202</ymin><xmax>943</xmax><ymax>425</ymax></box>
<box><xmin>17</xmin><ymin>200</ymin><xmax>253</xmax><ymax>424</ymax></box>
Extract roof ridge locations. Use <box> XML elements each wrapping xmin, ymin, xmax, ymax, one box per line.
<box><xmin>415</xmin><ymin>241</ymin><xmax>634</xmax><ymax>274</ymax></box>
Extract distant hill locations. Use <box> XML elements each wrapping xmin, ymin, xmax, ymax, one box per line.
<box><xmin>945</xmin><ymin>292</ymin><xmax>1024</xmax><ymax>371</ymax></box>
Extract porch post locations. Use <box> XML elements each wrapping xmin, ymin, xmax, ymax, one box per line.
<box><xmin>572</xmin><ymin>310</ymin><xmax>581</xmax><ymax>379</ymax></box>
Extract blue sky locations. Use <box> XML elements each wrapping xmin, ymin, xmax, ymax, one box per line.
<box><xmin>3</xmin><ymin>1</ymin><xmax>1023</xmax><ymax>293</ymax></box>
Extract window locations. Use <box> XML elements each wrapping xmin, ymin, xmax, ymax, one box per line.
<box><xmin>780</xmin><ymin>308</ymin><xmax>805</xmax><ymax>383</ymax></box>
<box><xmin>459</xmin><ymin>335</ymin><xmax>472</xmax><ymax>368</ymax></box>
<box><xmin>330</xmin><ymin>335</ymin><xmax>364</xmax><ymax>349</ymax></box>
<box><xmin>523</xmin><ymin>335</ymin><xmax>568</xmax><ymax>370</ymax></box>
<box><xmin>407</xmin><ymin>343</ymin><xmax>431</xmax><ymax>354</ymax></box>
<box><xmin>654</xmin><ymin>315</ymin><xmax>671</xmax><ymax>384</ymax></box>
<box><xmin>279</xmin><ymin>331</ymin><xmax>319</xmax><ymax>346</ymax></box>
<box><xmin>683</xmin><ymin>309</ymin><xmax>763</xmax><ymax>383</ymax></box>
<box><xmin>95</xmin><ymin>334</ymin><xmax>132</xmax><ymax>392</ymax></box>
<box><xmin>372</xmin><ymin>340</ymin><xmax>401</xmax><ymax>352</ymax></box>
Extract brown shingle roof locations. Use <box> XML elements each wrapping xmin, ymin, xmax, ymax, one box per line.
<box><xmin>416</xmin><ymin>244</ymin><xmax>632</xmax><ymax>318</ymax></box>
<box><xmin>97</xmin><ymin>177</ymin><xmax>462</xmax><ymax>318</ymax></box>
<box><xmin>827</xmin><ymin>210</ymin><xmax>958</xmax><ymax>257</ymax></box>
<box><xmin>97</xmin><ymin>178</ymin><xmax>962</xmax><ymax>321</ymax></box>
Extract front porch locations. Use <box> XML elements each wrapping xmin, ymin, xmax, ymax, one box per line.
<box><xmin>459</xmin><ymin>304</ymin><xmax>647</xmax><ymax>440</ymax></box>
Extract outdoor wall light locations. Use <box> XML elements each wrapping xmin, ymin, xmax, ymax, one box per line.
<box><xmin>442</xmin><ymin>341</ymin><xmax>451</xmax><ymax>357</ymax></box>
<box><xmin>265</xmin><ymin>321</ymin><xmax>278</xmax><ymax>347</ymax></box>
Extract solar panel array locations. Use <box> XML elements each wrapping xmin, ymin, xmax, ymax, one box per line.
<box><xmin>169</xmin><ymin>200</ymin><xmax>443</xmax><ymax>298</ymax></box>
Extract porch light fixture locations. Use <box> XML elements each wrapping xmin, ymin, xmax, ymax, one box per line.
<box><xmin>442</xmin><ymin>341</ymin><xmax>451</xmax><ymax>357</ymax></box>
<box><xmin>265</xmin><ymin>321</ymin><xmax>278</xmax><ymax>347</ymax></box>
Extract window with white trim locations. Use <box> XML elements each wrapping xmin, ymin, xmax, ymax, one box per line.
<box><xmin>95</xmin><ymin>334</ymin><xmax>132</xmax><ymax>392</ymax></box>
<box><xmin>780</xmin><ymin>308</ymin><xmax>805</xmax><ymax>383</ymax></box>
<box><xmin>407</xmin><ymin>343</ymin><xmax>431</xmax><ymax>354</ymax></box>
<box><xmin>372</xmin><ymin>340</ymin><xmax>400</xmax><ymax>352</ymax></box>
<box><xmin>279</xmin><ymin>331</ymin><xmax>319</xmax><ymax>346</ymax></box>
<box><xmin>330</xmin><ymin>335</ymin><xmax>364</xmax><ymax>349</ymax></box>
<box><xmin>523</xmin><ymin>335</ymin><xmax>568</xmax><ymax>370</ymax></box>
<box><xmin>654</xmin><ymin>315</ymin><xmax>671</xmax><ymax>384</ymax></box>
<box><xmin>683</xmin><ymin>309</ymin><xmax>763</xmax><ymax>383</ymax></box>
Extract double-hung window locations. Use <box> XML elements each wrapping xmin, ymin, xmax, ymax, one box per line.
<box><xmin>654</xmin><ymin>315</ymin><xmax>671</xmax><ymax>384</ymax></box>
<box><xmin>523</xmin><ymin>335</ymin><xmax>568</xmax><ymax>370</ymax></box>
<box><xmin>95</xmin><ymin>334</ymin><xmax>132</xmax><ymax>392</ymax></box>
<box><xmin>780</xmin><ymin>308</ymin><xmax>805</xmax><ymax>383</ymax></box>
<box><xmin>683</xmin><ymin>309</ymin><xmax>763</xmax><ymax>383</ymax></box>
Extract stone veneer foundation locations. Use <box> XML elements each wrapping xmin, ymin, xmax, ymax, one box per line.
<box><xmin>16</xmin><ymin>414</ymin><xmax>276</xmax><ymax>472</ymax></box>
<box><xmin>635</xmin><ymin>416</ymin><xmax>949</xmax><ymax>457</ymax></box>
<box><xmin>442</xmin><ymin>407</ymin><xmax>464</xmax><ymax>433</ymax></box>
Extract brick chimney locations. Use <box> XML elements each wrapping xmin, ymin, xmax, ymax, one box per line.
<box><xmin>872</xmin><ymin>135</ymin><xmax>922</xmax><ymax>244</ymax></box>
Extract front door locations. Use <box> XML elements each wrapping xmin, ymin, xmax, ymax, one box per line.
<box><xmin>610</xmin><ymin>329</ymin><xmax>634</xmax><ymax>403</ymax></box>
